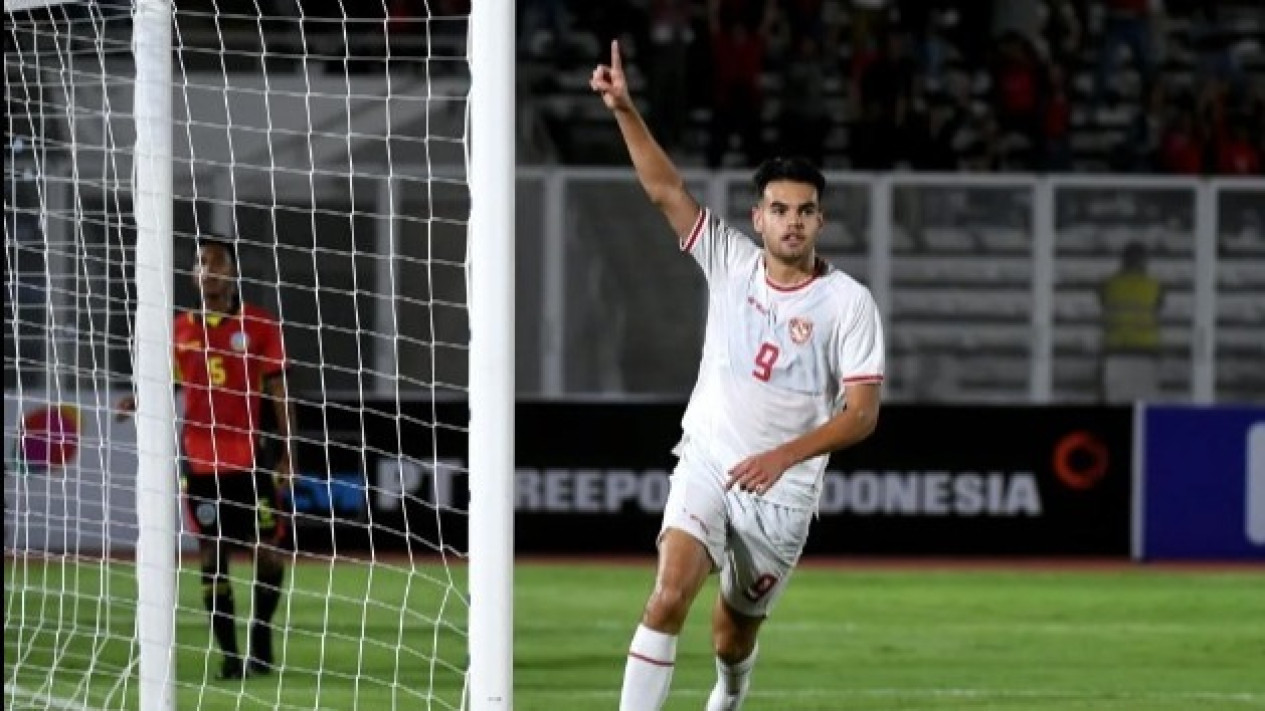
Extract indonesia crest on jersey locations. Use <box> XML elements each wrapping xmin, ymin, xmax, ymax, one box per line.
<box><xmin>679</xmin><ymin>208</ymin><xmax>885</xmax><ymax>509</ymax></box>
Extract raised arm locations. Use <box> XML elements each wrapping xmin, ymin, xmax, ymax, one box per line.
<box><xmin>590</xmin><ymin>39</ymin><xmax>701</xmax><ymax>240</ymax></box>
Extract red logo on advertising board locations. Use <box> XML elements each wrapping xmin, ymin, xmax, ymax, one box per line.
<box><xmin>16</xmin><ymin>404</ymin><xmax>81</xmax><ymax>474</ymax></box>
<box><xmin>1053</xmin><ymin>431</ymin><xmax>1108</xmax><ymax>490</ymax></box>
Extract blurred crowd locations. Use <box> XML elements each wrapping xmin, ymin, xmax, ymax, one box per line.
<box><xmin>519</xmin><ymin>0</ymin><xmax>1265</xmax><ymax>174</ymax></box>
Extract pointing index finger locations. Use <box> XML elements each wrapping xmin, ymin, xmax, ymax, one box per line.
<box><xmin>611</xmin><ymin>39</ymin><xmax>622</xmax><ymax>73</ymax></box>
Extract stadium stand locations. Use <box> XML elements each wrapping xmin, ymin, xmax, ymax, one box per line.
<box><xmin>520</xmin><ymin>0</ymin><xmax>1265</xmax><ymax>174</ymax></box>
<box><xmin>8</xmin><ymin>1</ymin><xmax>1256</xmax><ymax>402</ymax></box>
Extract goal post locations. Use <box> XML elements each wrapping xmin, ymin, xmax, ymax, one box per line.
<box><xmin>467</xmin><ymin>1</ymin><xmax>516</xmax><ymax>709</ymax></box>
<box><xmin>132</xmin><ymin>2</ymin><xmax>177</xmax><ymax>711</ymax></box>
<box><xmin>4</xmin><ymin>2</ymin><xmax>514</xmax><ymax>710</ymax></box>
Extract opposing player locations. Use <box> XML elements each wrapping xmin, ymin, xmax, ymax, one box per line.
<box><xmin>591</xmin><ymin>41</ymin><xmax>884</xmax><ymax>711</ymax></box>
<box><xmin>118</xmin><ymin>237</ymin><xmax>293</xmax><ymax>679</ymax></box>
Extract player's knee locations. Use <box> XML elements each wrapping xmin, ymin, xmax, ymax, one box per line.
<box><xmin>200</xmin><ymin>560</ymin><xmax>231</xmax><ymax>599</ymax></box>
<box><xmin>643</xmin><ymin>583</ymin><xmax>695</xmax><ymax>630</ymax></box>
<box><xmin>255</xmin><ymin>553</ymin><xmax>284</xmax><ymax>588</ymax></box>
<box><xmin>712</xmin><ymin>629</ymin><xmax>757</xmax><ymax>664</ymax></box>
<box><xmin>201</xmin><ymin>547</ymin><xmax>229</xmax><ymax>577</ymax></box>
<box><xmin>712</xmin><ymin>600</ymin><xmax>760</xmax><ymax>662</ymax></box>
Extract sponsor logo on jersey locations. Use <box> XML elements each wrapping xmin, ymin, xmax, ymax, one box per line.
<box><xmin>177</xmin><ymin>340</ymin><xmax>202</xmax><ymax>352</ymax></box>
<box><xmin>230</xmin><ymin>331</ymin><xmax>249</xmax><ymax>352</ymax></box>
<box><xmin>789</xmin><ymin>316</ymin><xmax>813</xmax><ymax>345</ymax></box>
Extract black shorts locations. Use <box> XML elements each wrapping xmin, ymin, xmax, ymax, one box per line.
<box><xmin>182</xmin><ymin>468</ymin><xmax>286</xmax><ymax>547</ymax></box>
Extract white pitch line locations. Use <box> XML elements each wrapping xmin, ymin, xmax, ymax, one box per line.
<box><xmin>4</xmin><ymin>683</ymin><xmax>97</xmax><ymax>711</ymax></box>
<box><xmin>521</xmin><ymin>687</ymin><xmax>1265</xmax><ymax>704</ymax></box>
<box><xmin>519</xmin><ymin>619</ymin><xmax>1258</xmax><ymax>635</ymax></box>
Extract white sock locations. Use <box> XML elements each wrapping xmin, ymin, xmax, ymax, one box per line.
<box><xmin>705</xmin><ymin>644</ymin><xmax>758</xmax><ymax>711</ymax></box>
<box><xmin>619</xmin><ymin>624</ymin><xmax>678</xmax><ymax>711</ymax></box>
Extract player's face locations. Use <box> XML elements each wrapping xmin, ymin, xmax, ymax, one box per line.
<box><xmin>752</xmin><ymin>180</ymin><xmax>823</xmax><ymax>266</ymax></box>
<box><xmin>193</xmin><ymin>245</ymin><xmax>237</xmax><ymax>302</ymax></box>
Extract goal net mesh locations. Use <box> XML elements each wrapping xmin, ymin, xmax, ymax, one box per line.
<box><xmin>5</xmin><ymin>2</ymin><xmax>475</xmax><ymax>708</ymax></box>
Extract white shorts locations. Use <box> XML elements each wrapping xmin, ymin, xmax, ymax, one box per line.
<box><xmin>658</xmin><ymin>443</ymin><xmax>813</xmax><ymax>618</ymax></box>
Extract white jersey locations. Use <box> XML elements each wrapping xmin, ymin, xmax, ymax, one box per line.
<box><xmin>678</xmin><ymin>207</ymin><xmax>885</xmax><ymax>509</ymax></box>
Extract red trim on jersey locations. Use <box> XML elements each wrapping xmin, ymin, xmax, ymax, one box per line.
<box><xmin>765</xmin><ymin>258</ymin><xmax>826</xmax><ymax>293</ymax></box>
<box><xmin>681</xmin><ymin>208</ymin><xmax>706</xmax><ymax>253</ymax></box>
<box><xmin>628</xmin><ymin>652</ymin><xmax>675</xmax><ymax>668</ymax></box>
<box><xmin>842</xmin><ymin>374</ymin><xmax>884</xmax><ymax>384</ymax></box>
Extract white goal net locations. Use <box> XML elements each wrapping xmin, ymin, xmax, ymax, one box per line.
<box><xmin>5</xmin><ymin>1</ymin><xmax>512</xmax><ymax>709</ymax></box>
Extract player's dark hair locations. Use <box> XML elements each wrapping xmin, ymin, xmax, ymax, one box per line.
<box><xmin>752</xmin><ymin>156</ymin><xmax>826</xmax><ymax>200</ymax></box>
<box><xmin>195</xmin><ymin>236</ymin><xmax>238</xmax><ymax>270</ymax></box>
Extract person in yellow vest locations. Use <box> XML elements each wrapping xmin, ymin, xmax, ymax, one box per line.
<box><xmin>1098</xmin><ymin>241</ymin><xmax>1164</xmax><ymax>403</ymax></box>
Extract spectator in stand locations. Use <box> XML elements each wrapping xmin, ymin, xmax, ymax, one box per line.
<box><xmin>572</xmin><ymin>2</ymin><xmax>652</xmax><ymax>61</ymax></box>
<box><xmin>778</xmin><ymin>34</ymin><xmax>831</xmax><ymax>165</ymax></box>
<box><xmin>940</xmin><ymin>0</ymin><xmax>991</xmax><ymax>68</ymax></box>
<box><xmin>1040</xmin><ymin>65</ymin><xmax>1073</xmax><ymax>171</ymax></box>
<box><xmin>1253</xmin><ymin>87</ymin><xmax>1265</xmax><ymax>171</ymax></box>
<box><xmin>1116</xmin><ymin>82</ymin><xmax>1166</xmax><ymax>172</ymax></box>
<box><xmin>647</xmin><ymin>0</ymin><xmax>696</xmax><ymax>150</ymax></box>
<box><xmin>1196</xmin><ymin>77</ymin><xmax>1264</xmax><ymax>173</ymax></box>
<box><xmin>706</xmin><ymin>4</ymin><xmax>769</xmax><ymax>167</ymax></box>
<box><xmin>517</xmin><ymin>0</ymin><xmax>568</xmax><ymax>57</ymax></box>
<box><xmin>991</xmin><ymin>0</ymin><xmax>1043</xmax><ymax>52</ymax></box>
<box><xmin>848</xmin><ymin>0</ymin><xmax>888</xmax><ymax>82</ymax></box>
<box><xmin>778</xmin><ymin>0</ymin><xmax>826</xmax><ymax>46</ymax></box>
<box><xmin>1158</xmin><ymin>106</ymin><xmax>1203</xmax><ymax>175</ymax></box>
<box><xmin>915</xmin><ymin>69</ymin><xmax>973</xmax><ymax>171</ymax></box>
<box><xmin>1099</xmin><ymin>241</ymin><xmax>1164</xmax><ymax>404</ymax></box>
<box><xmin>895</xmin><ymin>1</ymin><xmax>946</xmax><ymax>84</ymax></box>
<box><xmin>1198</xmin><ymin>78</ymin><xmax>1231</xmax><ymax>145</ymax></box>
<box><xmin>1093</xmin><ymin>0</ymin><xmax>1160</xmax><ymax>107</ymax></box>
<box><xmin>1043</xmin><ymin>0</ymin><xmax>1084</xmax><ymax>71</ymax></box>
<box><xmin>1216</xmin><ymin>119</ymin><xmax>1262</xmax><ymax>176</ymax></box>
<box><xmin>1186</xmin><ymin>4</ymin><xmax>1248</xmax><ymax>94</ymax></box>
<box><xmin>991</xmin><ymin>33</ymin><xmax>1042</xmax><ymax>168</ymax></box>
<box><xmin>713</xmin><ymin>0</ymin><xmax>777</xmax><ymax>29</ymax></box>
<box><xmin>959</xmin><ymin>111</ymin><xmax>1002</xmax><ymax>172</ymax></box>
<box><xmin>851</xmin><ymin>29</ymin><xmax>913</xmax><ymax>169</ymax></box>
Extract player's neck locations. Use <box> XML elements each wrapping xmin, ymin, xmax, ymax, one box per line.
<box><xmin>201</xmin><ymin>294</ymin><xmax>237</xmax><ymax>316</ymax></box>
<box><xmin>763</xmin><ymin>254</ymin><xmax>818</xmax><ymax>290</ymax></box>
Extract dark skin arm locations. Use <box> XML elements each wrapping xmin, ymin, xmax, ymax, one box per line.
<box><xmin>118</xmin><ymin>373</ymin><xmax>294</xmax><ymax>493</ymax></box>
<box><xmin>264</xmin><ymin>372</ymin><xmax>295</xmax><ymax>491</ymax></box>
<box><xmin>115</xmin><ymin>394</ymin><xmax>137</xmax><ymax>420</ymax></box>
<box><xmin>114</xmin><ymin>385</ymin><xmax>180</xmax><ymax>421</ymax></box>
<box><xmin>727</xmin><ymin>383</ymin><xmax>881</xmax><ymax>494</ymax></box>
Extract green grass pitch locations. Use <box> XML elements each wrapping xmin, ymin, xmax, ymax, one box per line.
<box><xmin>5</xmin><ymin>558</ymin><xmax>1264</xmax><ymax>710</ymax></box>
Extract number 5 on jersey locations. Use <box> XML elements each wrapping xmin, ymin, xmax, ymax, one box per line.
<box><xmin>752</xmin><ymin>342</ymin><xmax>780</xmax><ymax>381</ymax></box>
<box><xmin>207</xmin><ymin>356</ymin><xmax>227</xmax><ymax>386</ymax></box>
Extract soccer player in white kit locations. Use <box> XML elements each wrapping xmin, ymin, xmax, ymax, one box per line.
<box><xmin>591</xmin><ymin>41</ymin><xmax>885</xmax><ymax>711</ymax></box>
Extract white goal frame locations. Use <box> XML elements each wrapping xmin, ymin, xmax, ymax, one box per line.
<box><xmin>132</xmin><ymin>3</ymin><xmax>177</xmax><ymax>710</ymax></box>
<box><xmin>466</xmin><ymin>2</ymin><xmax>516</xmax><ymax>710</ymax></box>
<box><xmin>121</xmin><ymin>2</ymin><xmax>517</xmax><ymax>710</ymax></box>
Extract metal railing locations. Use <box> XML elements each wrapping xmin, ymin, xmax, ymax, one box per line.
<box><xmin>6</xmin><ymin>170</ymin><xmax>1262</xmax><ymax>404</ymax></box>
